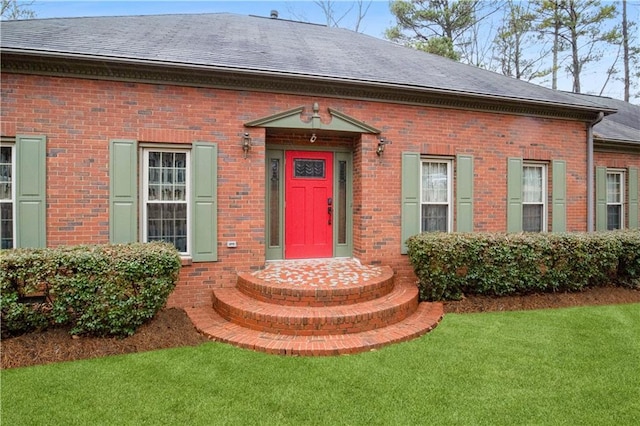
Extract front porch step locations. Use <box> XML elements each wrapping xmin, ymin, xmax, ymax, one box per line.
<box><xmin>212</xmin><ymin>283</ymin><xmax>419</xmax><ymax>336</ymax></box>
<box><xmin>236</xmin><ymin>265</ymin><xmax>395</xmax><ymax>306</ymax></box>
<box><xmin>185</xmin><ymin>301</ymin><xmax>444</xmax><ymax>356</ymax></box>
<box><xmin>186</xmin><ymin>259</ymin><xmax>444</xmax><ymax>356</ymax></box>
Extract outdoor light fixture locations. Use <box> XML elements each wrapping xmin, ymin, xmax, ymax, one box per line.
<box><xmin>242</xmin><ymin>132</ymin><xmax>252</xmax><ymax>158</ymax></box>
<box><xmin>377</xmin><ymin>136</ymin><xmax>391</xmax><ymax>156</ymax></box>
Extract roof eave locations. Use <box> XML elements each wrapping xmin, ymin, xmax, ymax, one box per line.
<box><xmin>1</xmin><ymin>48</ymin><xmax>617</xmax><ymax>119</ymax></box>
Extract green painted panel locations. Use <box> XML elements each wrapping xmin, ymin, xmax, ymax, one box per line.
<box><xmin>334</xmin><ymin>151</ymin><xmax>353</xmax><ymax>258</ymax></box>
<box><xmin>192</xmin><ymin>142</ymin><xmax>217</xmax><ymax>262</ymax></box>
<box><xmin>111</xmin><ymin>203</ymin><xmax>136</xmax><ymax>244</ymax></box>
<box><xmin>595</xmin><ymin>166</ymin><xmax>607</xmax><ymax>231</ymax></box>
<box><xmin>401</xmin><ymin>152</ymin><xmax>420</xmax><ymax>254</ymax></box>
<box><xmin>266</xmin><ymin>150</ymin><xmax>284</xmax><ymax>260</ymax></box>
<box><xmin>629</xmin><ymin>167</ymin><xmax>638</xmax><ymax>229</ymax></box>
<box><xmin>194</xmin><ymin>202</ymin><xmax>215</xmax><ymax>254</ymax></box>
<box><xmin>456</xmin><ymin>155</ymin><xmax>474</xmax><ymax>232</ymax></box>
<box><xmin>16</xmin><ymin>135</ymin><xmax>46</xmax><ymax>248</ymax></box>
<box><xmin>109</xmin><ymin>139</ymin><xmax>137</xmax><ymax>243</ymax></box>
<box><xmin>552</xmin><ymin>160</ymin><xmax>567</xmax><ymax>232</ymax></box>
<box><xmin>507</xmin><ymin>157</ymin><xmax>523</xmax><ymax>233</ymax></box>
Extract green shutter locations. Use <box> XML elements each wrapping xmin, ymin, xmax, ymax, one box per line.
<box><xmin>16</xmin><ymin>135</ymin><xmax>46</xmax><ymax>248</ymax></box>
<box><xmin>456</xmin><ymin>155</ymin><xmax>474</xmax><ymax>232</ymax></box>
<box><xmin>595</xmin><ymin>166</ymin><xmax>607</xmax><ymax>231</ymax></box>
<box><xmin>191</xmin><ymin>142</ymin><xmax>217</xmax><ymax>262</ymax></box>
<box><xmin>401</xmin><ymin>152</ymin><xmax>420</xmax><ymax>254</ymax></box>
<box><xmin>109</xmin><ymin>139</ymin><xmax>138</xmax><ymax>243</ymax></box>
<box><xmin>552</xmin><ymin>160</ymin><xmax>567</xmax><ymax>232</ymax></box>
<box><xmin>629</xmin><ymin>167</ymin><xmax>638</xmax><ymax>229</ymax></box>
<box><xmin>507</xmin><ymin>157</ymin><xmax>523</xmax><ymax>233</ymax></box>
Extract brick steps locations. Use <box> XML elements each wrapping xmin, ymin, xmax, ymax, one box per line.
<box><xmin>213</xmin><ymin>283</ymin><xmax>418</xmax><ymax>336</ymax></box>
<box><xmin>185</xmin><ymin>260</ymin><xmax>444</xmax><ymax>356</ymax></box>
<box><xmin>185</xmin><ymin>301</ymin><xmax>444</xmax><ymax>356</ymax></box>
<box><xmin>236</xmin><ymin>266</ymin><xmax>395</xmax><ymax>306</ymax></box>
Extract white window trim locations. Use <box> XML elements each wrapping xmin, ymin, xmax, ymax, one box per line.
<box><xmin>0</xmin><ymin>141</ymin><xmax>16</xmax><ymax>249</ymax></box>
<box><xmin>522</xmin><ymin>162</ymin><xmax>548</xmax><ymax>232</ymax></box>
<box><xmin>140</xmin><ymin>147</ymin><xmax>191</xmax><ymax>256</ymax></box>
<box><xmin>606</xmin><ymin>169</ymin><xmax>625</xmax><ymax>230</ymax></box>
<box><xmin>420</xmin><ymin>158</ymin><xmax>453</xmax><ymax>232</ymax></box>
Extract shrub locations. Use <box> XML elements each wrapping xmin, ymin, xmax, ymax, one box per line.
<box><xmin>1</xmin><ymin>242</ymin><xmax>181</xmax><ymax>338</ymax></box>
<box><xmin>407</xmin><ymin>231</ymin><xmax>639</xmax><ymax>301</ymax></box>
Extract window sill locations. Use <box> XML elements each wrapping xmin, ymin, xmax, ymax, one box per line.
<box><xmin>180</xmin><ymin>257</ymin><xmax>193</xmax><ymax>267</ymax></box>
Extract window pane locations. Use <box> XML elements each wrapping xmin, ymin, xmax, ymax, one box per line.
<box><xmin>147</xmin><ymin>202</ymin><xmax>187</xmax><ymax>252</ymax></box>
<box><xmin>0</xmin><ymin>182</ymin><xmax>10</xmax><ymax>200</ymax></box>
<box><xmin>0</xmin><ymin>147</ymin><xmax>11</xmax><ymax>201</ymax></box>
<box><xmin>523</xmin><ymin>166</ymin><xmax>542</xmax><ymax>203</ymax></box>
<box><xmin>523</xmin><ymin>204</ymin><xmax>543</xmax><ymax>232</ymax></box>
<box><xmin>421</xmin><ymin>205</ymin><xmax>447</xmax><ymax>232</ymax></box>
<box><xmin>162</xmin><ymin>152</ymin><xmax>174</xmax><ymax>168</ymax></box>
<box><xmin>0</xmin><ymin>147</ymin><xmax>11</xmax><ymax>163</ymax></box>
<box><xmin>422</xmin><ymin>162</ymin><xmax>448</xmax><ymax>203</ymax></box>
<box><xmin>145</xmin><ymin>150</ymin><xmax>189</xmax><ymax>253</ymax></box>
<box><xmin>607</xmin><ymin>205</ymin><xmax>622</xmax><ymax>230</ymax></box>
<box><xmin>338</xmin><ymin>161</ymin><xmax>347</xmax><ymax>245</ymax></box>
<box><xmin>1</xmin><ymin>203</ymin><xmax>13</xmax><ymax>249</ymax></box>
<box><xmin>294</xmin><ymin>159</ymin><xmax>325</xmax><ymax>178</ymax></box>
<box><xmin>174</xmin><ymin>153</ymin><xmax>186</xmax><ymax>168</ymax></box>
<box><xmin>606</xmin><ymin>173</ymin><xmax>621</xmax><ymax>203</ymax></box>
<box><xmin>269</xmin><ymin>159</ymin><xmax>280</xmax><ymax>247</ymax></box>
<box><xmin>148</xmin><ymin>152</ymin><xmax>160</xmax><ymax>167</ymax></box>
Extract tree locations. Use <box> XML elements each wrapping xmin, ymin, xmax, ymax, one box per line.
<box><xmin>536</xmin><ymin>0</ymin><xmax>619</xmax><ymax>93</ymax></box>
<box><xmin>493</xmin><ymin>0</ymin><xmax>551</xmax><ymax>81</ymax></box>
<box><xmin>385</xmin><ymin>0</ymin><xmax>502</xmax><ymax>64</ymax></box>
<box><xmin>286</xmin><ymin>0</ymin><xmax>373</xmax><ymax>33</ymax></box>
<box><xmin>620</xmin><ymin>0</ymin><xmax>640</xmax><ymax>102</ymax></box>
<box><xmin>1</xmin><ymin>0</ymin><xmax>35</xmax><ymax>20</ymax></box>
<box><xmin>385</xmin><ymin>0</ymin><xmax>479</xmax><ymax>60</ymax></box>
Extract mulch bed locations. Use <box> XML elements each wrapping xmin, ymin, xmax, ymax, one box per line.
<box><xmin>2</xmin><ymin>286</ymin><xmax>639</xmax><ymax>369</ymax></box>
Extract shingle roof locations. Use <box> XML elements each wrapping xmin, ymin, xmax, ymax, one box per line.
<box><xmin>568</xmin><ymin>94</ymin><xmax>640</xmax><ymax>144</ymax></box>
<box><xmin>0</xmin><ymin>13</ymin><xmax>617</xmax><ymax>113</ymax></box>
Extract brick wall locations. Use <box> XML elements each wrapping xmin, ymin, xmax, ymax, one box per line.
<box><xmin>2</xmin><ymin>72</ymin><xmax>623</xmax><ymax>308</ymax></box>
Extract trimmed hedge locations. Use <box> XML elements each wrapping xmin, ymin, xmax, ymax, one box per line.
<box><xmin>1</xmin><ymin>242</ymin><xmax>181</xmax><ymax>338</ymax></box>
<box><xmin>407</xmin><ymin>231</ymin><xmax>640</xmax><ymax>301</ymax></box>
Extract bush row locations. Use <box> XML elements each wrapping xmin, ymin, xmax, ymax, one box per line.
<box><xmin>1</xmin><ymin>242</ymin><xmax>181</xmax><ymax>338</ymax></box>
<box><xmin>407</xmin><ymin>231</ymin><xmax>640</xmax><ymax>301</ymax></box>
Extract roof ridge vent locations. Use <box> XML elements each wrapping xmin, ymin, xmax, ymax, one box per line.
<box><xmin>270</xmin><ymin>10</ymin><xmax>278</xmax><ymax>19</ymax></box>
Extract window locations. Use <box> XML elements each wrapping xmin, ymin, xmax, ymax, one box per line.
<box><xmin>0</xmin><ymin>136</ymin><xmax>46</xmax><ymax>248</ymax></box>
<box><xmin>402</xmin><ymin>153</ymin><xmax>474</xmax><ymax>253</ymax></box>
<box><xmin>421</xmin><ymin>160</ymin><xmax>452</xmax><ymax>232</ymax></box>
<box><xmin>606</xmin><ymin>171</ymin><xmax>624</xmax><ymax>230</ymax></box>
<box><xmin>508</xmin><ymin>158</ymin><xmax>565</xmax><ymax>233</ymax></box>
<box><xmin>522</xmin><ymin>164</ymin><xmax>547</xmax><ymax>232</ymax></box>
<box><xmin>110</xmin><ymin>140</ymin><xmax>217</xmax><ymax>261</ymax></box>
<box><xmin>142</xmin><ymin>149</ymin><xmax>190</xmax><ymax>254</ymax></box>
<box><xmin>0</xmin><ymin>144</ymin><xmax>14</xmax><ymax>249</ymax></box>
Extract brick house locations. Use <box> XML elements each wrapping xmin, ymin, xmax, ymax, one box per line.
<box><xmin>2</xmin><ymin>13</ymin><xmax>639</xmax><ymax>313</ymax></box>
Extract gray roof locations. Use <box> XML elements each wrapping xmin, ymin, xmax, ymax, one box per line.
<box><xmin>593</xmin><ymin>98</ymin><xmax>640</xmax><ymax>144</ymax></box>
<box><xmin>0</xmin><ymin>13</ymin><xmax>618</xmax><ymax>114</ymax></box>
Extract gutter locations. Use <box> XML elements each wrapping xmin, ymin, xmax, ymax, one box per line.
<box><xmin>587</xmin><ymin>112</ymin><xmax>605</xmax><ymax>232</ymax></box>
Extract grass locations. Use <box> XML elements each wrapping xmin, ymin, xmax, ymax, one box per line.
<box><xmin>2</xmin><ymin>304</ymin><xmax>639</xmax><ymax>425</ymax></box>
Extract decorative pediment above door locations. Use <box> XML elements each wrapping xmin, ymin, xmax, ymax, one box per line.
<box><xmin>244</xmin><ymin>103</ymin><xmax>381</xmax><ymax>134</ymax></box>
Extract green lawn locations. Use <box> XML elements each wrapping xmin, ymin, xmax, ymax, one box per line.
<box><xmin>2</xmin><ymin>304</ymin><xmax>639</xmax><ymax>425</ymax></box>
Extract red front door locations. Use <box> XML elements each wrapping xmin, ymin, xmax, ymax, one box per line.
<box><xmin>285</xmin><ymin>151</ymin><xmax>333</xmax><ymax>259</ymax></box>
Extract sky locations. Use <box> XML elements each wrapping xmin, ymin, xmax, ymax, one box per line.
<box><xmin>11</xmin><ymin>1</ymin><xmax>640</xmax><ymax>102</ymax></box>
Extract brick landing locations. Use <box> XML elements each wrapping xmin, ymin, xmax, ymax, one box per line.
<box><xmin>185</xmin><ymin>259</ymin><xmax>443</xmax><ymax>356</ymax></box>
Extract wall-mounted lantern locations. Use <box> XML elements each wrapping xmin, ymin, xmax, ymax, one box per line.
<box><xmin>377</xmin><ymin>136</ymin><xmax>391</xmax><ymax>156</ymax></box>
<box><xmin>242</xmin><ymin>132</ymin><xmax>252</xmax><ymax>158</ymax></box>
